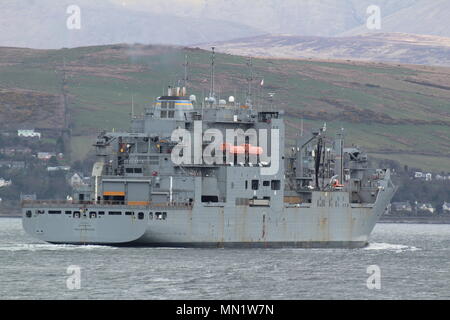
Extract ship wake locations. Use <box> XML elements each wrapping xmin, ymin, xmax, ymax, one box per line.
<box><xmin>364</xmin><ymin>242</ymin><xmax>420</xmax><ymax>252</ymax></box>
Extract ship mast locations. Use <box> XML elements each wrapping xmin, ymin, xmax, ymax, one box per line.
<box><xmin>246</xmin><ymin>57</ymin><xmax>254</xmax><ymax>107</ymax></box>
<box><xmin>183</xmin><ymin>54</ymin><xmax>189</xmax><ymax>89</ymax></box>
<box><xmin>208</xmin><ymin>47</ymin><xmax>216</xmax><ymax>102</ymax></box>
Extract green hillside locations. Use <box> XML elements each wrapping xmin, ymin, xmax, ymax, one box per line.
<box><xmin>0</xmin><ymin>44</ymin><xmax>449</xmax><ymax>171</ymax></box>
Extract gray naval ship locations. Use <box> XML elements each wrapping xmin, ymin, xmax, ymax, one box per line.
<box><xmin>22</xmin><ymin>51</ymin><xmax>396</xmax><ymax>248</ymax></box>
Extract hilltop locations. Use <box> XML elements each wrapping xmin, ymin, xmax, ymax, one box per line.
<box><xmin>0</xmin><ymin>44</ymin><xmax>449</xmax><ymax>171</ymax></box>
<box><xmin>204</xmin><ymin>33</ymin><xmax>450</xmax><ymax>67</ymax></box>
<box><xmin>3</xmin><ymin>0</ymin><xmax>450</xmax><ymax>49</ymax></box>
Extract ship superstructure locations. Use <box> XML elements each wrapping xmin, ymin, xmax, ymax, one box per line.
<box><xmin>22</xmin><ymin>51</ymin><xmax>396</xmax><ymax>248</ymax></box>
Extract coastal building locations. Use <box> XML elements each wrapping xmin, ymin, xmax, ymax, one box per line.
<box><xmin>20</xmin><ymin>194</ymin><xmax>37</xmax><ymax>201</ymax></box>
<box><xmin>416</xmin><ymin>203</ymin><xmax>435</xmax><ymax>214</ymax></box>
<box><xmin>414</xmin><ymin>172</ymin><xmax>423</xmax><ymax>179</ymax></box>
<box><xmin>18</xmin><ymin>129</ymin><xmax>41</xmax><ymax>139</ymax></box>
<box><xmin>0</xmin><ymin>161</ymin><xmax>26</xmax><ymax>169</ymax></box>
<box><xmin>443</xmin><ymin>202</ymin><xmax>450</xmax><ymax>214</ymax></box>
<box><xmin>68</xmin><ymin>173</ymin><xmax>87</xmax><ymax>188</ymax></box>
<box><xmin>0</xmin><ymin>147</ymin><xmax>32</xmax><ymax>156</ymax></box>
<box><xmin>391</xmin><ymin>201</ymin><xmax>413</xmax><ymax>213</ymax></box>
<box><xmin>37</xmin><ymin>152</ymin><xmax>56</xmax><ymax>160</ymax></box>
<box><xmin>47</xmin><ymin>166</ymin><xmax>71</xmax><ymax>172</ymax></box>
<box><xmin>0</xmin><ymin>178</ymin><xmax>12</xmax><ymax>188</ymax></box>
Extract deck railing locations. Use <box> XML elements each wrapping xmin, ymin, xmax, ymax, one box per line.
<box><xmin>22</xmin><ymin>200</ymin><xmax>193</xmax><ymax>209</ymax></box>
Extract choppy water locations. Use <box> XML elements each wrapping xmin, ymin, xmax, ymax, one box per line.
<box><xmin>0</xmin><ymin>218</ymin><xmax>449</xmax><ymax>300</ymax></box>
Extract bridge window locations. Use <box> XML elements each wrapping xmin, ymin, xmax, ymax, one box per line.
<box><xmin>65</xmin><ymin>211</ymin><xmax>72</xmax><ymax>215</ymax></box>
<box><xmin>252</xmin><ymin>180</ymin><xmax>259</xmax><ymax>190</ymax></box>
<box><xmin>73</xmin><ymin>211</ymin><xmax>80</xmax><ymax>218</ymax></box>
<box><xmin>126</xmin><ymin>168</ymin><xmax>143</xmax><ymax>174</ymax></box>
<box><xmin>138</xmin><ymin>212</ymin><xmax>144</xmax><ymax>220</ymax></box>
<box><xmin>160</xmin><ymin>101</ymin><xmax>175</xmax><ymax>119</ymax></box>
<box><xmin>26</xmin><ymin>211</ymin><xmax>32</xmax><ymax>218</ymax></box>
<box><xmin>202</xmin><ymin>196</ymin><xmax>218</xmax><ymax>203</ymax></box>
<box><xmin>125</xmin><ymin>212</ymin><xmax>134</xmax><ymax>216</ymax></box>
<box><xmin>48</xmin><ymin>210</ymin><xmax>61</xmax><ymax>215</ymax></box>
<box><xmin>271</xmin><ymin>180</ymin><xmax>280</xmax><ymax>190</ymax></box>
<box><xmin>155</xmin><ymin>212</ymin><xmax>167</xmax><ymax>220</ymax></box>
<box><xmin>149</xmin><ymin>212</ymin><xmax>153</xmax><ymax>220</ymax></box>
<box><xmin>263</xmin><ymin>181</ymin><xmax>270</xmax><ymax>187</ymax></box>
<box><xmin>108</xmin><ymin>211</ymin><xmax>122</xmax><ymax>215</ymax></box>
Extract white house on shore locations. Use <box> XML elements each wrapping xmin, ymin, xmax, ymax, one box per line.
<box><xmin>443</xmin><ymin>202</ymin><xmax>450</xmax><ymax>213</ymax></box>
<box><xmin>0</xmin><ymin>178</ymin><xmax>12</xmax><ymax>188</ymax></box>
<box><xmin>68</xmin><ymin>173</ymin><xmax>88</xmax><ymax>188</ymax></box>
<box><xmin>37</xmin><ymin>152</ymin><xmax>56</xmax><ymax>160</ymax></box>
<box><xmin>416</xmin><ymin>203</ymin><xmax>435</xmax><ymax>214</ymax></box>
<box><xmin>18</xmin><ymin>129</ymin><xmax>41</xmax><ymax>139</ymax></box>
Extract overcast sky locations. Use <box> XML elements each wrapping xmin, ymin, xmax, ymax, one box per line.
<box><xmin>0</xmin><ymin>0</ymin><xmax>447</xmax><ymax>49</ymax></box>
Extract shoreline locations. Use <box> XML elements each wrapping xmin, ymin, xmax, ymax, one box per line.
<box><xmin>378</xmin><ymin>216</ymin><xmax>450</xmax><ymax>224</ymax></box>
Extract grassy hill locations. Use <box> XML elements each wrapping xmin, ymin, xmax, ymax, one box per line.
<box><xmin>0</xmin><ymin>44</ymin><xmax>449</xmax><ymax>171</ymax></box>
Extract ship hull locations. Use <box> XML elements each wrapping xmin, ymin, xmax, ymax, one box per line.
<box><xmin>22</xmin><ymin>187</ymin><xmax>394</xmax><ymax>248</ymax></box>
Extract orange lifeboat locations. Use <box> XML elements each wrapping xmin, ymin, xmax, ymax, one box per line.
<box><xmin>220</xmin><ymin>143</ymin><xmax>263</xmax><ymax>155</ymax></box>
<box><xmin>332</xmin><ymin>180</ymin><xmax>344</xmax><ymax>189</ymax></box>
<box><xmin>243</xmin><ymin>144</ymin><xmax>263</xmax><ymax>155</ymax></box>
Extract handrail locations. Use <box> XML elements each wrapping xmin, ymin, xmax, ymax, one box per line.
<box><xmin>22</xmin><ymin>200</ymin><xmax>193</xmax><ymax>208</ymax></box>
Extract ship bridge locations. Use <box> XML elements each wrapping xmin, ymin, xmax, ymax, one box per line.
<box><xmin>152</xmin><ymin>87</ymin><xmax>194</xmax><ymax>121</ymax></box>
